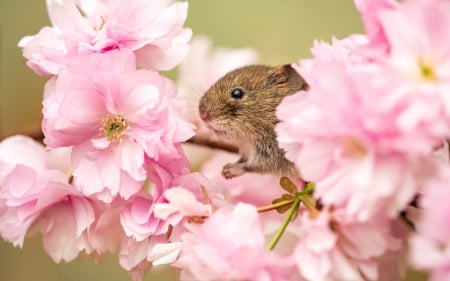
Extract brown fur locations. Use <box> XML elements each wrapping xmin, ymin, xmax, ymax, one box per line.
<box><xmin>199</xmin><ymin>64</ymin><xmax>308</xmax><ymax>179</ymax></box>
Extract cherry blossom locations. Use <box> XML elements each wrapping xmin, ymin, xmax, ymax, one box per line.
<box><xmin>292</xmin><ymin>208</ymin><xmax>404</xmax><ymax>281</ymax></box>
<box><xmin>19</xmin><ymin>0</ymin><xmax>191</xmax><ymax>75</ymax></box>
<box><xmin>173</xmin><ymin>203</ymin><xmax>296</xmax><ymax>281</ymax></box>
<box><xmin>42</xmin><ymin>50</ymin><xmax>194</xmax><ymax>201</ymax></box>
<box><xmin>0</xmin><ymin>136</ymin><xmax>112</xmax><ymax>262</ymax></box>
<box><xmin>277</xmin><ymin>34</ymin><xmax>447</xmax><ymax>221</ymax></box>
<box><xmin>6</xmin><ymin>0</ymin><xmax>450</xmax><ymax>280</ymax></box>
<box><xmin>409</xmin><ymin>167</ymin><xmax>450</xmax><ymax>281</ymax></box>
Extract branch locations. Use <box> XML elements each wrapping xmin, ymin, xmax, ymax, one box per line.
<box><xmin>1</xmin><ymin>127</ymin><xmax>239</xmax><ymax>154</ymax></box>
<box><xmin>186</xmin><ymin>134</ymin><xmax>238</xmax><ymax>154</ymax></box>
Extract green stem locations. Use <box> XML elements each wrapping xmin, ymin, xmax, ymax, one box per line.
<box><xmin>267</xmin><ymin>196</ymin><xmax>301</xmax><ymax>251</ymax></box>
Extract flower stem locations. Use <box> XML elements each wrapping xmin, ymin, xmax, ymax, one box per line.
<box><xmin>257</xmin><ymin>199</ymin><xmax>294</xmax><ymax>213</ymax></box>
<box><xmin>267</xmin><ymin>196</ymin><xmax>301</xmax><ymax>251</ymax></box>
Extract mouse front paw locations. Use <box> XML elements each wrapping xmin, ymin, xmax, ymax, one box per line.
<box><xmin>222</xmin><ymin>163</ymin><xmax>246</xmax><ymax>179</ymax></box>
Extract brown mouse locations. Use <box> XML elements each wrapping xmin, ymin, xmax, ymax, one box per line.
<box><xmin>198</xmin><ymin>64</ymin><xmax>308</xmax><ymax>179</ymax></box>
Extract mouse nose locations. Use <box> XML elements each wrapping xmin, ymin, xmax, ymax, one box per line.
<box><xmin>200</xmin><ymin>111</ymin><xmax>211</xmax><ymax>121</ymax></box>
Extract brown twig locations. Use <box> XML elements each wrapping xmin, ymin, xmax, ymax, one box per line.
<box><xmin>1</xmin><ymin>127</ymin><xmax>239</xmax><ymax>154</ymax></box>
<box><xmin>186</xmin><ymin>134</ymin><xmax>238</xmax><ymax>154</ymax></box>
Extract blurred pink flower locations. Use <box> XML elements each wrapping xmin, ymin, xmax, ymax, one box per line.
<box><xmin>354</xmin><ymin>0</ymin><xmax>399</xmax><ymax>51</ymax></box>
<box><xmin>355</xmin><ymin>0</ymin><xmax>450</xmax><ymax>121</ymax></box>
<box><xmin>173</xmin><ymin>203</ymin><xmax>295</xmax><ymax>281</ymax></box>
<box><xmin>375</xmin><ymin>0</ymin><xmax>450</xmax><ymax>116</ymax></box>
<box><xmin>43</xmin><ymin>50</ymin><xmax>194</xmax><ymax>201</ymax></box>
<box><xmin>293</xmin><ymin>208</ymin><xmax>403</xmax><ymax>281</ymax></box>
<box><xmin>298</xmin><ymin>35</ymin><xmax>370</xmax><ymax>82</ymax></box>
<box><xmin>19</xmin><ymin>0</ymin><xmax>191</xmax><ymax>75</ymax></box>
<box><xmin>277</xmin><ymin>48</ymin><xmax>446</xmax><ymax>220</ymax></box>
<box><xmin>409</xmin><ymin>167</ymin><xmax>450</xmax><ymax>281</ymax></box>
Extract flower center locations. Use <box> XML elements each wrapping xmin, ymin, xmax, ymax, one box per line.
<box><xmin>418</xmin><ymin>58</ymin><xmax>436</xmax><ymax>81</ymax></box>
<box><xmin>341</xmin><ymin>136</ymin><xmax>367</xmax><ymax>159</ymax></box>
<box><xmin>100</xmin><ymin>114</ymin><xmax>129</xmax><ymax>143</ymax></box>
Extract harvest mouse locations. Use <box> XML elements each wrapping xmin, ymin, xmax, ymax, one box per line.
<box><xmin>198</xmin><ymin>64</ymin><xmax>308</xmax><ymax>179</ymax></box>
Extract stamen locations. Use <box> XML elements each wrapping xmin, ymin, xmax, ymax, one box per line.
<box><xmin>341</xmin><ymin>136</ymin><xmax>367</xmax><ymax>158</ymax></box>
<box><xmin>418</xmin><ymin>58</ymin><xmax>437</xmax><ymax>81</ymax></box>
<box><xmin>100</xmin><ymin>114</ymin><xmax>129</xmax><ymax>143</ymax></box>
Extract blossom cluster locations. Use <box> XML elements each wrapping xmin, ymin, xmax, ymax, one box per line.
<box><xmin>2</xmin><ymin>0</ymin><xmax>450</xmax><ymax>281</ymax></box>
<box><xmin>3</xmin><ymin>0</ymin><xmax>197</xmax><ymax>278</ymax></box>
<box><xmin>277</xmin><ymin>0</ymin><xmax>450</xmax><ymax>280</ymax></box>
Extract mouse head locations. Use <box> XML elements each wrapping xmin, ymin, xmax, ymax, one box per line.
<box><xmin>198</xmin><ymin>64</ymin><xmax>306</xmax><ymax>141</ymax></box>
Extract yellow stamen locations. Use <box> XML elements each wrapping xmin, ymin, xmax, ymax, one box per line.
<box><xmin>418</xmin><ymin>58</ymin><xmax>437</xmax><ymax>81</ymax></box>
<box><xmin>100</xmin><ymin>114</ymin><xmax>129</xmax><ymax>143</ymax></box>
<box><xmin>341</xmin><ymin>136</ymin><xmax>367</xmax><ymax>158</ymax></box>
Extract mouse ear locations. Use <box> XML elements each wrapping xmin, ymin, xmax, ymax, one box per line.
<box><xmin>267</xmin><ymin>64</ymin><xmax>294</xmax><ymax>85</ymax></box>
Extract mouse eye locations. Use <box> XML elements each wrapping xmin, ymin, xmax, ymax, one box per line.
<box><xmin>230</xmin><ymin>88</ymin><xmax>244</xmax><ymax>99</ymax></box>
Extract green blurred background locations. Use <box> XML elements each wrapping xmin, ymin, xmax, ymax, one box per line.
<box><xmin>0</xmin><ymin>1</ymin><xmax>425</xmax><ymax>280</ymax></box>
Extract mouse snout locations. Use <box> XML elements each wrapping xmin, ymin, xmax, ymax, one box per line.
<box><xmin>198</xmin><ymin>101</ymin><xmax>211</xmax><ymax>122</ymax></box>
<box><xmin>200</xmin><ymin>111</ymin><xmax>211</xmax><ymax>122</ymax></box>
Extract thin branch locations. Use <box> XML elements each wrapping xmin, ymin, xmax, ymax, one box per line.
<box><xmin>1</xmin><ymin>127</ymin><xmax>239</xmax><ymax>154</ymax></box>
<box><xmin>186</xmin><ymin>134</ymin><xmax>238</xmax><ymax>154</ymax></box>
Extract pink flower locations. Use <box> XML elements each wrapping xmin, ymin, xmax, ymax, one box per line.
<box><xmin>409</xmin><ymin>167</ymin><xmax>450</xmax><ymax>281</ymax></box>
<box><xmin>40</xmin><ymin>196</ymin><xmax>97</xmax><ymax>262</ymax></box>
<box><xmin>277</xmin><ymin>44</ymin><xmax>446</xmax><ymax>220</ymax></box>
<box><xmin>0</xmin><ymin>136</ymin><xmax>72</xmax><ymax>246</ymax></box>
<box><xmin>353</xmin><ymin>0</ymin><xmax>399</xmax><ymax>51</ymax></box>
<box><xmin>43</xmin><ymin>50</ymin><xmax>194</xmax><ymax>201</ymax></box>
<box><xmin>292</xmin><ymin>208</ymin><xmax>403</xmax><ymax>281</ymax></box>
<box><xmin>154</xmin><ymin>172</ymin><xmax>229</xmax><ymax>224</ymax></box>
<box><xmin>19</xmin><ymin>0</ymin><xmax>191</xmax><ymax>75</ymax></box>
<box><xmin>373</xmin><ymin>0</ymin><xmax>450</xmax><ymax>117</ymax></box>
<box><xmin>119</xmin><ymin>234</ymin><xmax>182</xmax><ymax>281</ymax></box>
<box><xmin>119</xmin><ymin>172</ymin><xmax>226</xmax><ymax>280</ymax></box>
<box><xmin>355</xmin><ymin>0</ymin><xmax>450</xmax><ymax>121</ymax></box>
<box><xmin>120</xmin><ymin>191</ymin><xmax>181</xmax><ymax>241</ymax></box>
<box><xmin>200</xmin><ymin>151</ymin><xmax>286</xmax><ymax>206</ymax></box>
<box><xmin>154</xmin><ymin>187</ymin><xmax>213</xmax><ymax>220</ymax></box>
<box><xmin>173</xmin><ymin>203</ymin><xmax>295</xmax><ymax>281</ymax></box>
<box><xmin>0</xmin><ymin>136</ymin><xmax>105</xmax><ymax>262</ymax></box>
<box><xmin>298</xmin><ymin>35</ymin><xmax>370</xmax><ymax>82</ymax></box>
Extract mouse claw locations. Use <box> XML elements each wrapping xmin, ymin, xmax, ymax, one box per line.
<box><xmin>222</xmin><ymin>163</ymin><xmax>246</xmax><ymax>179</ymax></box>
